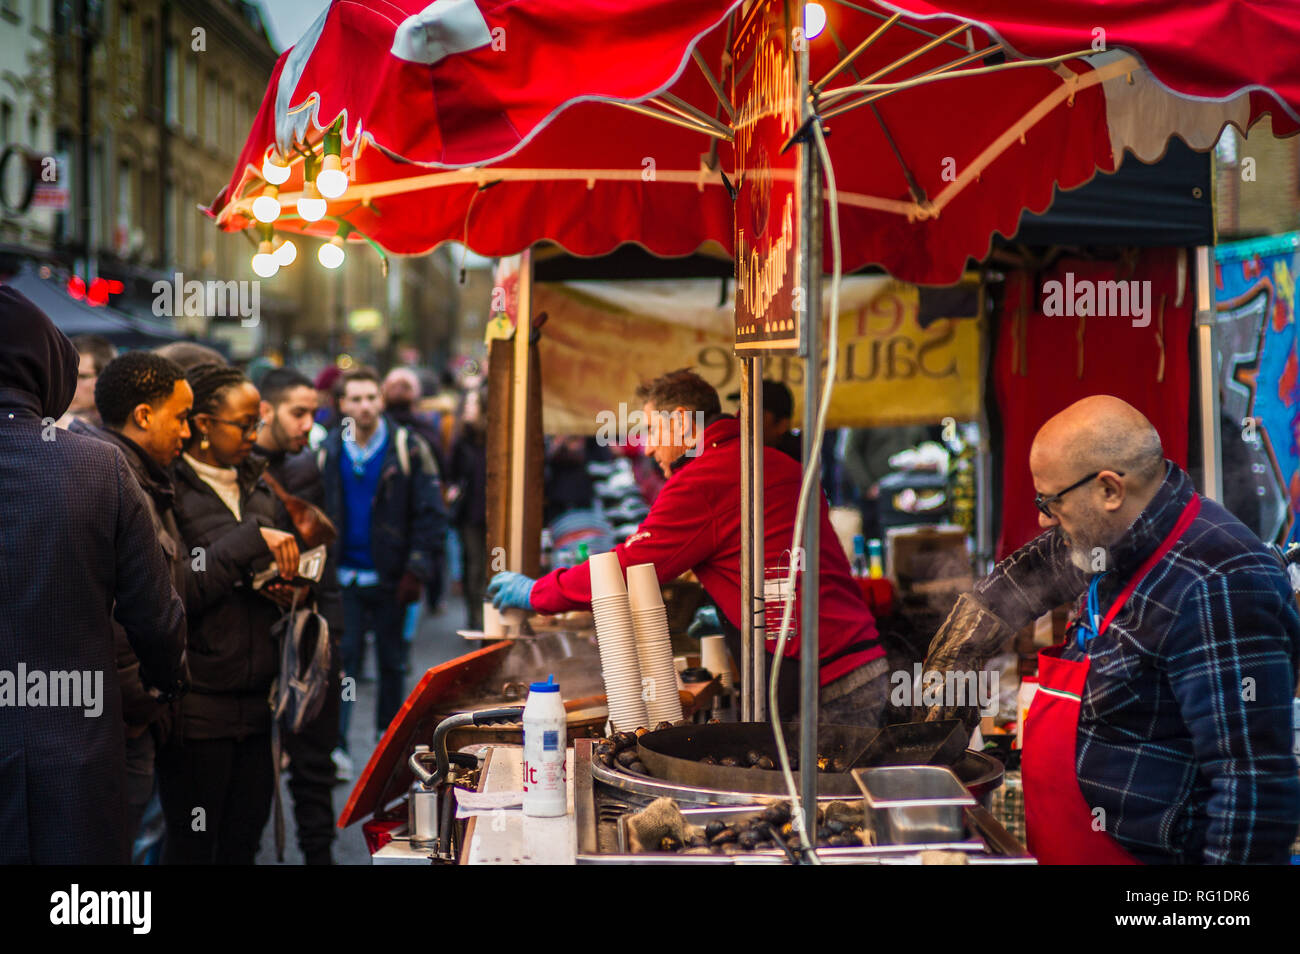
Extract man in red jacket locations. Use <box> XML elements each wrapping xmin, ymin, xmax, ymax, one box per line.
<box><xmin>488</xmin><ymin>369</ymin><xmax>889</xmax><ymax>725</ymax></box>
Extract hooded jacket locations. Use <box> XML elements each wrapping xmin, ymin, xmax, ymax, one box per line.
<box><xmin>0</xmin><ymin>285</ymin><xmax>186</xmax><ymax>864</ymax></box>
<box><xmin>531</xmin><ymin>416</ymin><xmax>884</xmax><ymax>686</ymax></box>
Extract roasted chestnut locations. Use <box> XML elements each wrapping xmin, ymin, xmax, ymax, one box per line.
<box><xmin>745</xmin><ymin>750</ymin><xmax>764</xmax><ymax>767</ymax></box>
<box><xmin>704</xmin><ymin>820</ymin><xmax>727</xmax><ymax>840</ymax></box>
<box><xmin>612</xmin><ymin>731</ymin><xmax>637</xmax><ymax>751</ymax></box>
<box><xmin>700</xmin><ymin>755</ymin><xmax>717</xmax><ymax>765</ymax></box>
<box><xmin>687</xmin><ymin>833</ymin><xmax>709</xmax><ymax>848</ymax></box>
<box><xmin>659</xmin><ymin>836</ymin><xmax>682</xmax><ymax>852</ymax></box>
<box><xmin>634</xmin><ymin>726</ymin><xmax>650</xmax><ymax>738</ymax></box>
<box><xmin>710</xmin><ymin>827</ymin><xmax>738</xmax><ymax>846</ymax></box>
<box><xmin>627</xmin><ymin>761</ymin><xmax>648</xmax><ymax>775</ymax></box>
<box><xmin>718</xmin><ymin>756</ymin><xmax>739</xmax><ymax>768</ymax></box>
<box><xmin>762</xmin><ymin>802</ymin><xmax>791</xmax><ymax>827</ymax></box>
<box><xmin>755</xmin><ymin>756</ymin><xmax>776</xmax><ymax>770</ymax></box>
<box><xmin>827</xmin><ymin>833</ymin><xmax>859</xmax><ymax>848</ymax></box>
<box><xmin>655</xmin><ymin>721</ymin><xmax>673</xmax><ymax>731</ymax></box>
<box><xmin>616</xmin><ymin>748</ymin><xmax>639</xmax><ymax>768</ymax></box>
<box><xmin>596</xmin><ymin>752</ymin><xmax>614</xmax><ymax>768</ymax></box>
<box><xmin>825</xmin><ymin>819</ymin><xmax>847</xmax><ymax>835</ymax></box>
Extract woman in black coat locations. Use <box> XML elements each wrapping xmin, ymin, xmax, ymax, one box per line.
<box><xmin>156</xmin><ymin>363</ymin><xmax>299</xmax><ymax>865</ymax></box>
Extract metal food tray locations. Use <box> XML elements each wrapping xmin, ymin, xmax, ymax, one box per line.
<box><xmin>616</xmin><ymin>804</ymin><xmax>986</xmax><ymax>859</ymax></box>
<box><xmin>574</xmin><ymin>740</ymin><xmax>1034</xmax><ymax>865</ymax></box>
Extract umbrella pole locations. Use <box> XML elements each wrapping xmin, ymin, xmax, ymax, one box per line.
<box><xmin>798</xmin><ymin>56</ymin><xmax>824</xmax><ymax>835</ymax></box>
<box><xmin>740</xmin><ymin>357</ymin><xmax>766</xmax><ymax>722</ymax></box>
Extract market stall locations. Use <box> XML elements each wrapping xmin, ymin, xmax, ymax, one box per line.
<box><xmin>208</xmin><ymin>0</ymin><xmax>1300</xmax><ymax>865</ymax></box>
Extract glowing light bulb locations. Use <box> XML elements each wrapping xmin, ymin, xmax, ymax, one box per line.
<box><xmin>273</xmin><ymin>239</ymin><xmax>297</xmax><ymax>267</ymax></box>
<box><xmin>262</xmin><ymin>154</ymin><xmax>291</xmax><ymax>185</ymax></box>
<box><xmin>297</xmin><ymin>181</ymin><xmax>327</xmax><ymax>222</ymax></box>
<box><xmin>318</xmin><ymin>236</ymin><xmax>345</xmax><ymax>269</ymax></box>
<box><xmin>804</xmin><ymin>2</ymin><xmax>826</xmax><ymax>40</ymax></box>
<box><xmin>317</xmin><ymin>153</ymin><xmax>348</xmax><ymax>199</ymax></box>
<box><xmin>251</xmin><ymin>240</ymin><xmax>279</xmax><ymax>278</ymax></box>
<box><xmin>252</xmin><ymin>187</ymin><xmax>280</xmax><ymax>223</ymax></box>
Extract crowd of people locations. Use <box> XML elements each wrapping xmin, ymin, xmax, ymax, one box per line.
<box><xmin>0</xmin><ymin>287</ymin><xmax>489</xmax><ymax>865</ymax></box>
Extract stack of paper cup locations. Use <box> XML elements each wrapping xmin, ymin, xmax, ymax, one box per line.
<box><xmin>626</xmin><ymin>563</ymin><xmax>683</xmax><ymax>725</ymax></box>
<box><xmin>589</xmin><ymin>552</ymin><xmax>648</xmax><ymax>731</ymax></box>
<box><xmin>700</xmin><ymin>634</ymin><xmax>733</xmax><ymax>689</ymax></box>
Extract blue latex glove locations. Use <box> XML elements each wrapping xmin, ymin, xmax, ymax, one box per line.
<box><xmin>687</xmin><ymin>605</ymin><xmax>722</xmax><ymax>639</ymax></box>
<box><xmin>487</xmin><ymin>571</ymin><xmax>537</xmax><ymax>610</ymax></box>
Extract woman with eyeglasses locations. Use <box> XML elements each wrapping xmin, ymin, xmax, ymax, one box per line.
<box><xmin>157</xmin><ymin>362</ymin><xmax>300</xmax><ymax>864</ymax></box>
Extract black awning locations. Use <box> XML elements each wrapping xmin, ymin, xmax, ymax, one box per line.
<box><xmin>1003</xmin><ymin>137</ymin><xmax>1213</xmax><ymax>249</ymax></box>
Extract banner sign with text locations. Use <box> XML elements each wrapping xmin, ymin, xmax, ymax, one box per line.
<box><xmin>534</xmin><ymin>276</ymin><xmax>981</xmax><ymax>435</ymax></box>
<box><xmin>732</xmin><ymin>0</ymin><xmax>802</xmax><ymax>356</ymax></box>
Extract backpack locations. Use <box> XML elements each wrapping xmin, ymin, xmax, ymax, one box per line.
<box><xmin>271</xmin><ymin>604</ymin><xmax>332</xmax><ymax>733</ymax></box>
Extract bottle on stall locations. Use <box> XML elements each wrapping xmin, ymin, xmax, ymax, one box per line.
<box><xmin>577</xmin><ymin>542</ymin><xmax>589</xmax><ymax>563</ymax></box>
<box><xmin>851</xmin><ymin>535</ymin><xmax>869</xmax><ymax>577</ymax></box>
<box><xmin>540</xmin><ymin>529</ymin><xmax>554</xmax><ymax>574</ymax></box>
<box><xmin>522</xmin><ymin>675</ymin><xmax>567</xmax><ymax>817</ymax></box>
<box><xmin>867</xmin><ymin>538</ymin><xmax>885</xmax><ymax>579</ymax></box>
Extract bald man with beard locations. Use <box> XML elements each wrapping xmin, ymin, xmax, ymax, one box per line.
<box><xmin>924</xmin><ymin>396</ymin><xmax>1300</xmax><ymax>865</ymax></box>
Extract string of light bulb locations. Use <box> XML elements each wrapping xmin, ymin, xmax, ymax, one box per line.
<box><xmin>247</xmin><ymin>214</ymin><xmax>387</xmax><ymax>279</ymax></box>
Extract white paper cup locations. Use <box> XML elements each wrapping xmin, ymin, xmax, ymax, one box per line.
<box><xmin>483</xmin><ymin>602</ymin><xmax>502</xmax><ymax>637</ymax></box>
<box><xmin>700</xmin><ymin>634</ymin><xmax>732</xmax><ymax>685</ymax></box>
<box><xmin>588</xmin><ymin>551</ymin><xmax>627</xmax><ymax>598</ymax></box>
<box><xmin>626</xmin><ymin>563</ymin><xmax>664</xmax><ymax>612</ymax></box>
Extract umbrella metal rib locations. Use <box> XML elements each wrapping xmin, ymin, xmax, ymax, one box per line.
<box><xmin>828</xmin><ymin>0</ymin><xmax>976</xmax><ymax>54</ymax></box>
<box><xmin>614</xmin><ymin>100</ymin><xmax>734</xmax><ymax>141</ymax></box>
<box><xmin>692</xmin><ymin>47</ymin><xmax>736</xmax><ymax>123</ymax></box>
<box><xmin>812</xmin><ymin>11</ymin><xmax>902</xmax><ymax>93</ymax></box>
<box><xmin>818</xmin><ymin>42</ymin><xmax>999</xmax><ymax>107</ymax></box>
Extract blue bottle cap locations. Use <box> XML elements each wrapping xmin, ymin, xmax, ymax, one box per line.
<box><xmin>529</xmin><ymin>674</ymin><xmax>560</xmax><ymax>693</ymax></box>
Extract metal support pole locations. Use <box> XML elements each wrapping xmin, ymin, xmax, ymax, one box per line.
<box><xmin>1193</xmin><ymin>245</ymin><xmax>1222</xmax><ymax>501</ymax></box>
<box><xmin>740</xmin><ymin>358</ymin><xmax>754</xmax><ymax>722</ymax></box>
<box><xmin>749</xmin><ymin>358</ymin><xmax>765</xmax><ymax>722</ymax></box>
<box><xmin>797</xmin><ymin>40</ymin><xmax>824</xmax><ymax>826</ymax></box>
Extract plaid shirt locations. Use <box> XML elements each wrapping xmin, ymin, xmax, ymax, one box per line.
<box><xmin>974</xmin><ymin>463</ymin><xmax>1300</xmax><ymax>864</ymax></box>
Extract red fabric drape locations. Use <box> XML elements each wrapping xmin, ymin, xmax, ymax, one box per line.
<box><xmin>993</xmin><ymin>248</ymin><xmax>1193</xmax><ymax>558</ymax></box>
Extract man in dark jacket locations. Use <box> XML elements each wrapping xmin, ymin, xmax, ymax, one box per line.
<box><xmin>318</xmin><ymin>367</ymin><xmax>446</xmax><ymax>754</ymax></box>
<box><xmin>82</xmin><ymin>351</ymin><xmax>195</xmax><ymax>852</ymax></box>
<box><xmin>0</xmin><ymin>286</ymin><xmax>187</xmax><ymax>864</ymax></box>
<box><xmin>253</xmin><ymin>366</ymin><xmax>344</xmax><ymax>863</ymax></box>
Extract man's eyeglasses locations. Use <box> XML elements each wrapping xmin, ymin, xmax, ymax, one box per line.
<box><xmin>1034</xmin><ymin>470</ymin><xmax>1124</xmax><ymax>518</ymax></box>
<box><xmin>208</xmin><ymin>416</ymin><xmax>263</xmax><ymax>438</ymax></box>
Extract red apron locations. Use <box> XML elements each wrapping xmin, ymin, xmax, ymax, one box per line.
<box><xmin>1021</xmin><ymin>496</ymin><xmax>1201</xmax><ymax>865</ymax></box>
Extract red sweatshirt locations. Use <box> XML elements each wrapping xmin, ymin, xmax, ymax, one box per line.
<box><xmin>530</xmin><ymin>417</ymin><xmax>883</xmax><ymax>686</ymax></box>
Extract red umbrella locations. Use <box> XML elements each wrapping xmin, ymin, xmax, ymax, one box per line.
<box><xmin>209</xmin><ymin>0</ymin><xmax>1299</xmax><ymax>285</ymax></box>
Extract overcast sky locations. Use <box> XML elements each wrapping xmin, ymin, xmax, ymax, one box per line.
<box><xmin>258</xmin><ymin>0</ymin><xmax>332</xmax><ymax>53</ymax></box>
